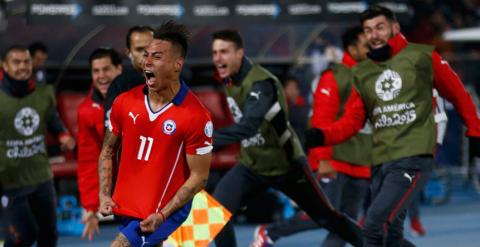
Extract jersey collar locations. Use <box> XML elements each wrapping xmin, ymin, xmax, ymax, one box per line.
<box><xmin>388</xmin><ymin>32</ymin><xmax>408</xmax><ymax>57</ymax></box>
<box><xmin>142</xmin><ymin>80</ymin><xmax>189</xmax><ymax>106</ymax></box>
<box><xmin>226</xmin><ymin>57</ymin><xmax>252</xmax><ymax>86</ymax></box>
<box><xmin>172</xmin><ymin>80</ymin><xmax>189</xmax><ymax>105</ymax></box>
<box><xmin>341</xmin><ymin>52</ymin><xmax>357</xmax><ymax>68</ymax></box>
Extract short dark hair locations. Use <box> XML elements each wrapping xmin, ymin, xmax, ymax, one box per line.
<box><xmin>211</xmin><ymin>29</ymin><xmax>243</xmax><ymax>49</ymax></box>
<box><xmin>341</xmin><ymin>26</ymin><xmax>364</xmax><ymax>50</ymax></box>
<box><xmin>2</xmin><ymin>45</ymin><xmax>29</xmax><ymax>61</ymax></box>
<box><xmin>153</xmin><ymin>20</ymin><xmax>190</xmax><ymax>58</ymax></box>
<box><xmin>88</xmin><ymin>47</ymin><xmax>122</xmax><ymax>67</ymax></box>
<box><xmin>360</xmin><ymin>5</ymin><xmax>397</xmax><ymax>25</ymax></box>
<box><xmin>126</xmin><ymin>25</ymin><xmax>154</xmax><ymax>49</ymax></box>
<box><xmin>28</xmin><ymin>42</ymin><xmax>48</xmax><ymax>56</ymax></box>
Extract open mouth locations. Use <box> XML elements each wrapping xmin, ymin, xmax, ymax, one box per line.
<box><xmin>371</xmin><ymin>40</ymin><xmax>385</xmax><ymax>48</ymax></box>
<box><xmin>144</xmin><ymin>70</ymin><xmax>155</xmax><ymax>80</ymax></box>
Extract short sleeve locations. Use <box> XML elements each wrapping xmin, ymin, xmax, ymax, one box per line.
<box><xmin>185</xmin><ymin>111</ymin><xmax>213</xmax><ymax>155</ymax></box>
<box><xmin>109</xmin><ymin>95</ymin><xmax>123</xmax><ymax>136</ymax></box>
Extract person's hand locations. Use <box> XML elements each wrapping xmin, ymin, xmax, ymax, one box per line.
<box><xmin>81</xmin><ymin>211</ymin><xmax>100</xmax><ymax>241</ymax></box>
<box><xmin>99</xmin><ymin>195</ymin><xmax>116</xmax><ymax>216</ymax></box>
<box><xmin>140</xmin><ymin>213</ymin><xmax>165</xmax><ymax>233</ymax></box>
<box><xmin>304</xmin><ymin>128</ymin><xmax>325</xmax><ymax>149</ymax></box>
<box><xmin>317</xmin><ymin>160</ymin><xmax>337</xmax><ymax>179</ymax></box>
<box><xmin>59</xmin><ymin>134</ymin><xmax>76</xmax><ymax>151</ymax></box>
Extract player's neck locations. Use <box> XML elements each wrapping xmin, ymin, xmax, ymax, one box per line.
<box><xmin>148</xmin><ymin>81</ymin><xmax>180</xmax><ymax>112</ymax></box>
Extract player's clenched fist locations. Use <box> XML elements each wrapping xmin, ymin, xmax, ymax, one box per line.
<box><xmin>140</xmin><ymin>213</ymin><xmax>165</xmax><ymax>232</ymax></box>
<box><xmin>99</xmin><ymin>195</ymin><xmax>116</xmax><ymax>216</ymax></box>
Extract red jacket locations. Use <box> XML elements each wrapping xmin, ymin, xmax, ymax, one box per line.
<box><xmin>76</xmin><ymin>89</ymin><xmax>104</xmax><ymax>212</ymax></box>
<box><xmin>321</xmin><ymin>33</ymin><xmax>480</xmax><ymax>147</ymax></box>
<box><xmin>308</xmin><ymin>52</ymin><xmax>370</xmax><ymax>178</ymax></box>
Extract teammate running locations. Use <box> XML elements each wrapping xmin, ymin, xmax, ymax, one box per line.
<box><xmin>306</xmin><ymin>5</ymin><xmax>480</xmax><ymax>246</ymax></box>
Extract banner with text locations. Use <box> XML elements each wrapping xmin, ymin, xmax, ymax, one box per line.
<box><xmin>27</xmin><ymin>0</ymin><xmax>411</xmax><ymax>25</ymax></box>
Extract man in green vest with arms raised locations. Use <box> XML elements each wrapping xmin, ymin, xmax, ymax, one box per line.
<box><xmin>306</xmin><ymin>5</ymin><xmax>480</xmax><ymax>246</ymax></box>
<box><xmin>210</xmin><ymin>29</ymin><xmax>363</xmax><ymax>247</ymax></box>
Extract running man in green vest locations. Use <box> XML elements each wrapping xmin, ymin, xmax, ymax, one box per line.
<box><xmin>0</xmin><ymin>45</ymin><xmax>75</xmax><ymax>246</ymax></box>
<box><xmin>306</xmin><ymin>5</ymin><xmax>480</xmax><ymax>247</ymax></box>
<box><xmin>210</xmin><ymin>29</ymin><xmax>363</xmax><ymax>247</ymax></box>
<box><xmin>251</xmin><ymin>26</ymin><xmax>372</xmax><ymax>247</ymax></box>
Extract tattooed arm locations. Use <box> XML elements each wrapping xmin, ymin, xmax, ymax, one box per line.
<box><xmin>139</xmin><ymin>153</ymin><xmax>212</xmax><ymax>232</ymax></box>
<box><xmin>163</xmin><ymin>153</ymin><xmax>212</xmax><ymax>215</ymax></box>
<box><xmin>98</xmin><ymin>129</ymin><xmax>119</xmax><ymax>216</ymax></box>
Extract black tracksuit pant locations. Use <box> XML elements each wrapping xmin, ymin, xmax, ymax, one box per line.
<box><xmin>364</xmin><ymin>155</ymin><xmax>433</xmax><ymax>247</ymax></box>
<box><xmin>212</xmin><ymin>157</ymin><xmax>363</xmax><ymax>247</ymax></box>
<box><xmin>266</xmin><ymin>173</ymin><xmax>370</xmax><ymax>247</ymax></box>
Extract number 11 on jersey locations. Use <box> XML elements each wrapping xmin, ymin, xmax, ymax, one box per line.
<box><xmin>137</xmin><ymin>136</ymin><xmax>153</xmax><ymax>161</ymax></box>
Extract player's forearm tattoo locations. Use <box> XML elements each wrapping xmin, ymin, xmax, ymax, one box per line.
<box><xmin>99</xmin><ymin>131</ymin><xmax>116</xmax><ymax>161</ymax></box>
<box><xmin>162</xmin><ymin>184</ymin><xmax>201</xmax><ymax>217</ymax></box>
<box><xmin>173</xmin><ymin>186</ymin><xmax>195</xmax><ymax>210</ymax></box>
<box><xmin>98</xmin><ymin>131</ymin><xmax>117</xmax><ymax>196</ymax></box>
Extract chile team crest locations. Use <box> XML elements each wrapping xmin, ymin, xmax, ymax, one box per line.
<box><xmin>163</xmin><ymin>120</ymin><xmax>176</xmax><ymax>135</ymax></box>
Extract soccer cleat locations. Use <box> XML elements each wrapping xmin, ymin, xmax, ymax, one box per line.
<box><xmin>410</xmin><ymin>217</ymin><xmax>426</xmax><ymax>236</ymax></box>
<box><xmin>250</xmin><ymin>225</ymin><xmax>275</xmax><ymax>247</ymax></box>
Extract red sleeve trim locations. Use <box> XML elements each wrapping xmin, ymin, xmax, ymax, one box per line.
<box><xmin>307</xmin><ymin>147</ymin><xmax>333</xmax><ymax>170</ymax></box>
<box><xmin>321</xmin><ymin>89</ymin><xmax>366</xmax><ymax>145</ymax></box>
<box><xmin>311</xmin><ymin>70</ymin><xmax>341</xmax><ymax>129</ymax></box>
<box><xmin>308</xmin><ymin>70</ymin><xmax>342</xmax><ymax>166</ymax></box>
<box><xmin>432</xmin><ymin>51</ymin><xmax>480</xmax><ymax>137</ymax></box>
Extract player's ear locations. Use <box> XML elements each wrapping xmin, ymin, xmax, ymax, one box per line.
<box><xmin>117</xmin><ymin>64</ymin><xmax>123</xmax><ymax>74</ymax></box>
<box><xmin>125</xmin><ymin>48</ymin><xmax>133</xmax><ymax>61</ymax></box>
<box><xmin>174</xmin><ymin>57</ymin><xmax>184</xmax><ymax>73</ymax></box>
<box><xmin>2</xmin><ymin>61</ymin><xmax>7</xmax><ymax>72</ymax></box>
<box><xmin>392</xmin><ymin>21</ymin><xmax>400</xmax><ymax>35</ymax></box>
<box><xmin>236</xmin><ymin>48</ymin><xmax>244</xmax><ymax>59</ymax></box>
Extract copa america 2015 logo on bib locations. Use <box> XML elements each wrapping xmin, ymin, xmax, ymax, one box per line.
<box><xmin>163</xmin><ymin>120</ymin><xmax>176</xmax><ymax>135</ymax></box>
<box><xmin>375</xmin><ymin>69</ymin><xmax>402</xmax><ymax>101</ymax></box>
<box><xmin>14</xmin><ymin>107</ymin><xmax>40</xmax><ymax>136</ymax></box>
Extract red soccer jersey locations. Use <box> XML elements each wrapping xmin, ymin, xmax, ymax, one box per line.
<box><xmin>109</xmin><ymin>83</ymin><xmax>213</xmax><ymax>219</ymax></box>
<box><xmin>77</xmin><ymin>92</ymin><xmax>105</xmax><ymax>211</ymax></box>
<box><xmin>308</xmin><ymin>53</ymin><xmax>371</xmax><ymax>179</ymax></box>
